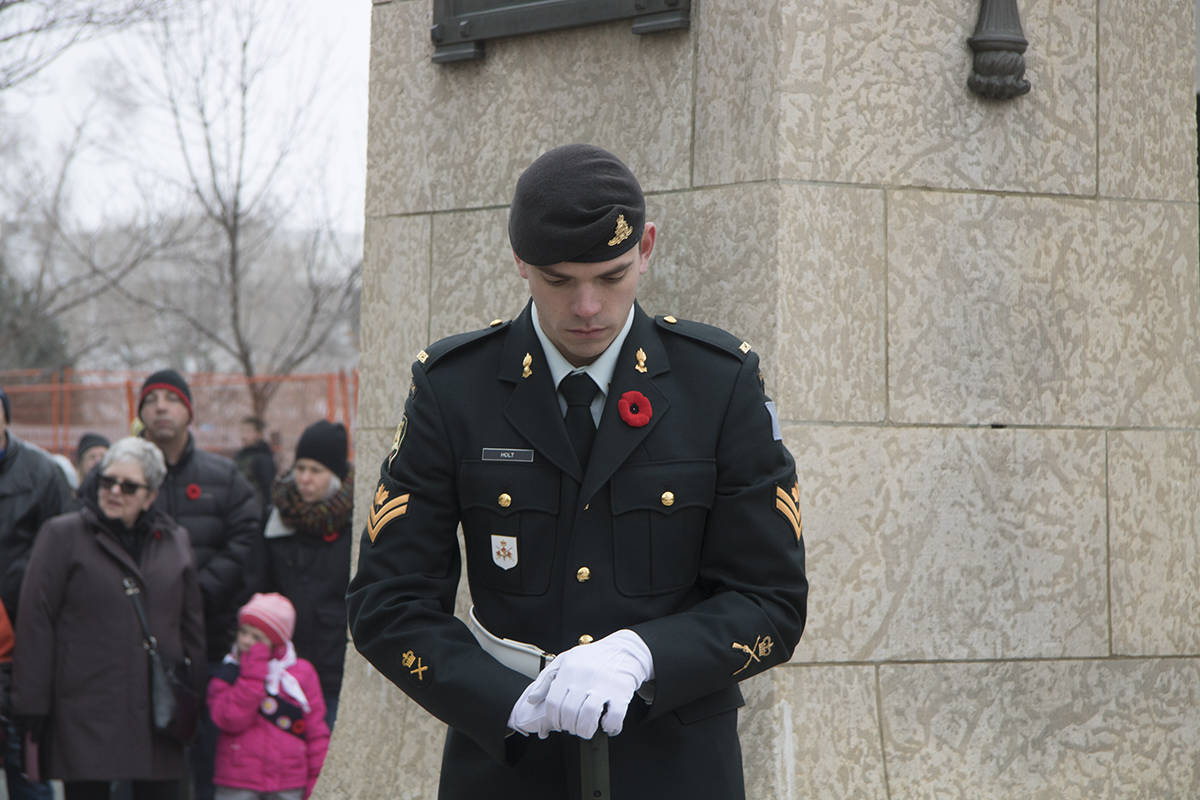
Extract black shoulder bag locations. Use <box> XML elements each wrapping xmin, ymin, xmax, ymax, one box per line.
<box><xmin>122</xmin><ymin>576</ymin><xmax>200</xmax><ymax>743</ymax></box>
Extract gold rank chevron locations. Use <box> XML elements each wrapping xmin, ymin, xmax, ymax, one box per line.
<box><xmin>368</xmin><ymin>483</ymin><xmax>410</xmax><ymax>542</ymax></box>
<box><xmin>775</xmin><ymin>484</ymin><xmax>803</xmax><ymax>541</ymax></box>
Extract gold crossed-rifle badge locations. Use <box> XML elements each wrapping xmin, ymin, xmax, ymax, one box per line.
<box><xmin>732</xmin><ymin>635</ymin><xmax>774</xmax><ymax>676</ymax></box>
<box><xmin>402</xmin><ymin>649</ymin><xmax>427</xmax><ymax>681</ymax></box>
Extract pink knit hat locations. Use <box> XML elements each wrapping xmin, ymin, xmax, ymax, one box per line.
<box><xmin>238</xmin><ymin>592</ymin><xmax>295</xmax><ymax>647</ymax></box>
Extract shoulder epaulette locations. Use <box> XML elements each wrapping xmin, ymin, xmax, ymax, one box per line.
<box><xmin>655</xmin><ymin>314</ymin><xmax>751</xmax><ymax>361</ymax></box>
<box><xmin>415</xmin><ymin>319</ymin><xmax>511</xmax><ymax>370</ymax></box>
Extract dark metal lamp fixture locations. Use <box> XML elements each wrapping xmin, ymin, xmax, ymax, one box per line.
<box><xmin>967</xmin><ymin>0</ymin><xmax>1031</xmax><ymax>100</ymax></box>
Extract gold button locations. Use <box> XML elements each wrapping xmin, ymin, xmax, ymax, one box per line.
<box><xmin>498</xmin><ymin>493</ymin><xmax>512</xmax><ymax>508</ymax></box>
<box><xmin>576</xmin><ymin>567</ymin><xmax>591</xmax><ymax>583</ymax></box>
<box><xmin>664</xmin><ymin>315</ymin><xmax>677</xmax><ymax>324</ymax></box>
<box><xmin>578</xmin><ymin>634</ymin><xmax>594</xmax><ymax>645</ymax></box>
<box><xmin>661</xmin><ymin>491</ymin><xmax>675</xmax><ymax>507</ymax></box>
<box><xmin>489</xmin><ymin>318</ymin><xmax>504</xmax><ymax>327</ymax></box>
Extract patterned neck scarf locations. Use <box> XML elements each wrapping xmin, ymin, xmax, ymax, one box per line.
<box><xmin>271</xmin><ymin>464</ymin><xmax>354</xmax><ymax>542</ymax></box>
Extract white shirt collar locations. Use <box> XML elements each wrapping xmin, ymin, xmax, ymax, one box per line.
<box><xmin>531</xmin><ymin>302</ymin><xmax>636</xmax><ymax>404</ymax></box>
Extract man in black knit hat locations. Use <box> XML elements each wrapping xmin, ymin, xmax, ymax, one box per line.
<box><xmin>348</xmin><ymin>145</ymin><xmax>808</xmax><ymax>800</ymax></box>
<box><xmin>137</xmin><ymin>369</ymin><xmax>260</xmax><ymax>800</ymax></box>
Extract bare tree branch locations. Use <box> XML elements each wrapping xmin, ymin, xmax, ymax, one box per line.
<box><xmin>0</xmin><ymin>0</ymin><xmax>167</xmax><ymax>91</ymax></box>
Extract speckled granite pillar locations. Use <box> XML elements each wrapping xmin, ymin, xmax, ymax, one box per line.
<box><xmin>324</xmin><ymin>0</ymin><xmax>1200</xmax><ymax>796</ymax></box>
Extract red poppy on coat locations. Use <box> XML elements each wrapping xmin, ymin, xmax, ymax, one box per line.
<box><xmin>292</xmin><ymin>719</ymin><xmax>306</xmax><ymax>734</ymax></box>
<box><xmin>186</xmin><ymin>483</ymin><xmax>202</xmax><ymax>500</ymax></box>
<box><xmin>618</xmin><ymin>391</ymin><xmax>652</xmax><ymax>427</ymax></box>
<box><xmin>322</xmin><ymin>531</ymin><xmax>339</xmax><ymax>543</ymax></box>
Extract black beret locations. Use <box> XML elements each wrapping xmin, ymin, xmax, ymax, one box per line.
<box><xmin>508</xmin><ymin>144</ymin><xmax>645</xmax><ymax>267</ymax></box>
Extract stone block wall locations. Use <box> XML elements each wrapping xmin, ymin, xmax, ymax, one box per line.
<box><xmin>322</xmin><ymin>0</ymin><xmax>1200</xmax><ymax>796</ymax></box>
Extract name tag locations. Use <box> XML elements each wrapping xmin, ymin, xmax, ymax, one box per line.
<box><xmin>482</xmin><ymin>448</ymin><xmax>535</xmax><ymax>463</ymax></box>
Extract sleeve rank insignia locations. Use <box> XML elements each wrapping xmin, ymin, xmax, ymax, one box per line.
<box><xmin>732</xmin><ymin>635</ymin><xmax>774</xmax><ymax>676</ymax></box>
<box><xmin>401</xmin><ymin>649</ymin><xmax>428</xmax><ymax>681</ymax></box>
<box><xmin>368</xmin><ymin>482</ymin><xmax>410</xmax><ymax>542</ymax></box>
<box><xmin>775</xmin><ymin>481</ymin><xmax>802</xmax><ymax>541</ymax></box>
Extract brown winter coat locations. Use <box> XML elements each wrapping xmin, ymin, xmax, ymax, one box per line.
<box><xmin>11</xmin><ymin>504</ymin><xmax>205</xmax><ymax>781</ymax></box>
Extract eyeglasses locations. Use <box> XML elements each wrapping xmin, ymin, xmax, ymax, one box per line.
<box><xmin>99</xmin><ymin>475</ymin><xmax>149</xmax><ymax>495</ymax></box>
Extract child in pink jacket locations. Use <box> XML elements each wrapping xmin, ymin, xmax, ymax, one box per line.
<box><xmin>209</xmin><ymin>593</ymin><xmax>330</xmax><ymax>800</ymax></box>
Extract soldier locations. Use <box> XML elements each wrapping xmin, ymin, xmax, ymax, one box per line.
<box><xmin>347</xmin><ymin>144</ymin><xmax>808</xmax><ymax>799</ymax></box>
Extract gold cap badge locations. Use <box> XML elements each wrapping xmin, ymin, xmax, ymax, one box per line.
<box><xmin>608</xmin><ymin>214</ymin><xmax>632</xmax><ymax>247</ymax></box>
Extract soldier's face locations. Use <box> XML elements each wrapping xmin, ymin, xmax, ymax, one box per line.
<box><xmin>518</xmin><ymin>223</ymin><xmax>655</xmax><ymax>367</ymax></box>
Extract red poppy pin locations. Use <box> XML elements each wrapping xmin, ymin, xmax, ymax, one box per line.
<box><xmin>618</xmin><ymin>390</ymin><xmax>652</xmax><ymax>427</ymax></box>
<box><xmin>185</xmin><ymin>483</ymin><xmax>202</xmax><ymax>500</ymax></box>
<box><xmin>322</xmin><ymin>531</ymin><xmax>339</xmax><ymax>543</ymax></box>
<box><xmin>292</xmin><ymin>719</ymin><xmax>306</xmax><ymax>734</ymax></box>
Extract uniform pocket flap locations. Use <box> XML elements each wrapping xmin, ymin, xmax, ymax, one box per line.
<box><xmin>611</xmin><ymin>460</ymin><xmax>716</xmax><ymax>516</ymax></box>
<box><xmin>459</xmin><ymin>460</ymin><xmax>560</xmax><ymax>517</ymax></box>
<box><xmin>672</xmin><ymin>684</ymin><xmax>745</xmax><ymax>725</ymax></box>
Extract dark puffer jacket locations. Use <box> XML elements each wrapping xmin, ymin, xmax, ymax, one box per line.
<box><xmin>0</xmin><ymin>433</ymin><xmax>72</xmax><ymax>623</ymax></box>
<box><xmin>152</xmin><ymin>434</ymin><xmax>261</xmax><ymax>660</ymax></box>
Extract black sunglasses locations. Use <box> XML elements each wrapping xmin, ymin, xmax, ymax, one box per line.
<box><xmin>99</xmin><ymin>475</ymin><xmax>149</xmax><ymax>496</ymax></box>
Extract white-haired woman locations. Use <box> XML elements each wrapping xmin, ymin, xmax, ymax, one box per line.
<box><xmin>12</xmin><ymin>437</ymin><xmax>204</xmax><ymax>800</ymax></box>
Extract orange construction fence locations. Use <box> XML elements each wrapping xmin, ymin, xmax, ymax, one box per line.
<box><xmin>0</xmin><ymin>369</ymin><xmax>358</xmax><ymax>469</ymax></box>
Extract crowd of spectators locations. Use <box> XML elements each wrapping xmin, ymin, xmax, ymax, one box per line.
<box><xmin>0</xmin><ymin>372</ymin><xmax>351</xmax><ymax>800</ymax></box>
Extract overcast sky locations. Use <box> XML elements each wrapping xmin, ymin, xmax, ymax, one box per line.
<box><xmin>5</xmin><ymin>1</ymin><xmax>372</xmax><ymax>235</ymax></box>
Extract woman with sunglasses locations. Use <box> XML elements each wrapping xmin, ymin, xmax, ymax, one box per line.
<box><xmin>11</xmin><ymin>437</ymin><xmax>204</xmax><ymax>800</ymax></box>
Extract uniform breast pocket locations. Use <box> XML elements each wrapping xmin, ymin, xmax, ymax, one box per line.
<box><xmin>459</xmin><ymin>460</ymin><xmax>560</xmax><ymax>596</ymax></box>
<box><xmin>610</xmin><ymin>460</ymin><xmax>716</xmax><ymax>596</ymax></box>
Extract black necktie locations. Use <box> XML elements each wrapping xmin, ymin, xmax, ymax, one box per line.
<box><xmin>559</xmin><ymin>372</ymin><xmax>599</xmax><ymax>469</ymax></box>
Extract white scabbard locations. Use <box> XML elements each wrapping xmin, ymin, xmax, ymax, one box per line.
<box><xmin>467</xmin><ymin>605</ymin><xmax>555</xmax><ymax>680</ymax></box>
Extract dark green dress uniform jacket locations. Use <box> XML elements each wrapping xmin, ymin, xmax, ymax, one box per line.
<box><xmin>347</xmin><ymin>302</ymin><xmax>808</xmax><ymax>800</ymax></box>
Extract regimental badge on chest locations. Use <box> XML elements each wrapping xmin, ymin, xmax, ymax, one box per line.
<box><xmin>491</xmin><ymin>534</ymin><xmax>518</xmax><ymax>570</ymax></box>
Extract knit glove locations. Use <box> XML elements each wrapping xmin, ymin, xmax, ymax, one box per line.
<box><xmin>240</xmin><ymin>642</ymin><xmax>271</xmax><ymax>682</ymax></box>
<box><xmin>507</xmin><ymin>629</ymin><xmax>653</xmax><ymax>739</ymax></box>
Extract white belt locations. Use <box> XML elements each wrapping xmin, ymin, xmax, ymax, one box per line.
<box><xmin>468</xmin><ymin>605</ymin><xmax>555</xmax><ymax>680</ymax></box>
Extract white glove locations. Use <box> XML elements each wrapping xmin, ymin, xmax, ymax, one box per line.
<box><xmin>507</xmin><ymin>629</ymin><xmax>653</xmax><ymax>739</ymax></box>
